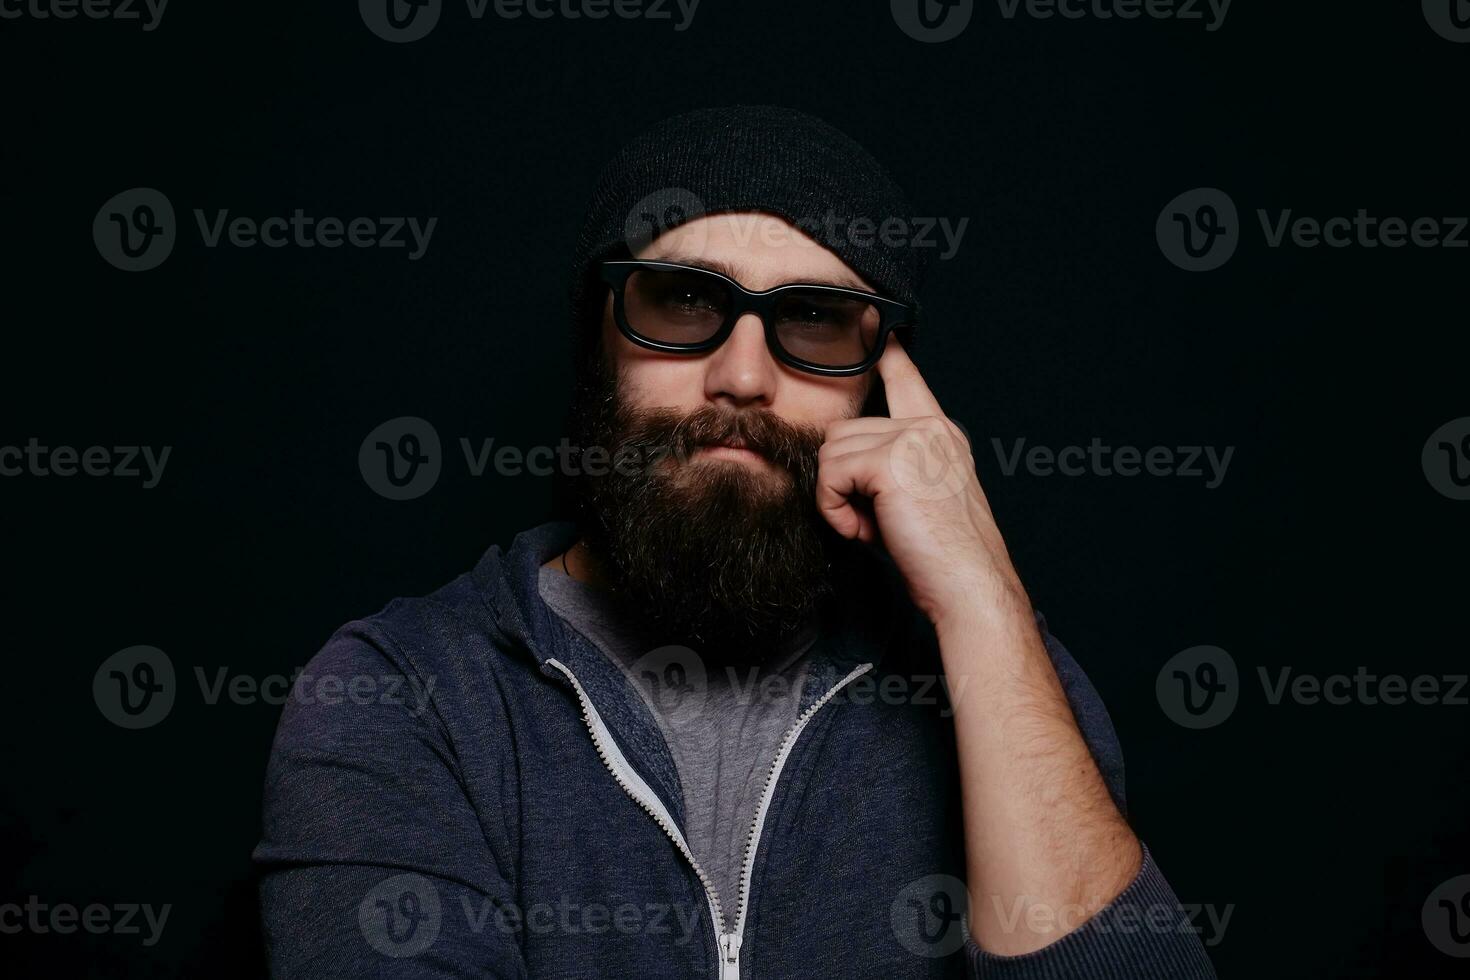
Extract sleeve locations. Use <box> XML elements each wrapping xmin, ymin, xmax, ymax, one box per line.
<box><xmin>252</xmin><ymin>625</ymin><xmax>529</xmax><ymax>979</ymax></box>
<box><xmin>962</xmin><ymin>618</ymin><xmax>1218</xmax><ymax>979</ymax></box>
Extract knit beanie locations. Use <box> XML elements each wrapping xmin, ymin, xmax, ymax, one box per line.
<box><xmin>568</xmin><ymin>105</ymin><xmax>928</xmax><ymax>365</ymax></box>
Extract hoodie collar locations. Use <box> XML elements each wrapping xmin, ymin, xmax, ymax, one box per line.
<box><xmin>472</xmin><ymin>520</ymin><xmax>910</xmax><ymax>826</ymax></box>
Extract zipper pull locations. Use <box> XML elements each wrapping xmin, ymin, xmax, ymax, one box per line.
<box><xmin>719</xmin><ymin>932</ymin><xmax>742</xmax><ymax>980</ymax></box>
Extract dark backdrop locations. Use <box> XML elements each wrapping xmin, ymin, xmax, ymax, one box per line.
<box><xmin>2</xmin><ymin>1</ymin><xmax>1466</xmax><ymax>977</ymax></box>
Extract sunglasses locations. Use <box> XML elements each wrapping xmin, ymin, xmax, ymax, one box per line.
<box><xmin>599</xmin><ymin>260</ymin><xmax>918</xmax><ymax>377</ymax></box>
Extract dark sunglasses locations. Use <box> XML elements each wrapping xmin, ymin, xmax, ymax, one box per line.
<box><xmin>599</xmin><ymin>260</ymin><xmax>918</xmax><ymax>377</ymax></box>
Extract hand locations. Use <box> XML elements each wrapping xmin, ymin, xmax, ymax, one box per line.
<box><xmin>816</xmin><ymin>337</ymin><xmax>1026</xmax><ymax>629</ymax></box>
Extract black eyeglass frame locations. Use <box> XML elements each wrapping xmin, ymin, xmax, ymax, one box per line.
<box><xmin>598</xmin><ymin>259</ymin><xmax>919</xmax><ymax>378</ymax></box>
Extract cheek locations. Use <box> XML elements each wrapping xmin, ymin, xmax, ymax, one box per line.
<box><xmin>781</xmin><ymin>375</ymin><xmax>871</xmax><ymax>427</ymax></box>
<box><xmin>601</xmin><ymin>315</ymin><xmax>710</xmax><ymax>410</ymax></box>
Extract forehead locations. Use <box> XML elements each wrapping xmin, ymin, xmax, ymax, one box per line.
<box><xmin>635</xmin><ymin>212</ymin><xmax>874</xmax><ymax>294</ymax></box>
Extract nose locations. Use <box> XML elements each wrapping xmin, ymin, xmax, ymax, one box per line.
<box><xmin>702</xmin><ymin>313</ymin><xmax>776</xmax><ymax>408</ymax></box>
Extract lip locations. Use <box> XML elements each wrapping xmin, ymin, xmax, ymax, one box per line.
<box><xmin>694</xmin><ymin>441</ymin><xmax>766</xmax><ymax>463</ymax></box>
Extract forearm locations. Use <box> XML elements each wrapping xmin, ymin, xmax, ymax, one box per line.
<box><xmin>936</xmin><ymin>579</ymin><xmax>1142</xmax><ymax>956</ymax></box>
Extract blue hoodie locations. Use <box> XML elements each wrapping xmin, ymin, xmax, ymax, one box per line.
<box><xmin>254</xmin><ymin>521</ymin><xmax>1216</xmax><ymax>978</ymax></box>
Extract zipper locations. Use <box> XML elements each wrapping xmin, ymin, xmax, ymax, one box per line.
<box><xmin>729</xmin><ymin>662</ymin><xmax>874</xmax><ymax>970</ymax></box>
<box><xmin>547</xmin><ymin>657</ymin><xmax>873</xmax><ymax>980</ymax></box>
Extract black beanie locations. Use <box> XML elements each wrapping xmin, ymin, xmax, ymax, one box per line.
<box><xmin>568</xmin><ymin>105</ymin><xmax>928</xmax><ymax>362</ymax></box>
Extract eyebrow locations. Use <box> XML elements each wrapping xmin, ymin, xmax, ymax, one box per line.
<box><xmin>646</xmin><ymin>253</ymin><xmax>874</xmax><ymax>294</ymax></box>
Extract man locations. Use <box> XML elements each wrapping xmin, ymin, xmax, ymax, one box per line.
<box><xmin>254</xmin><ymin>105</ymin><xmax>1215</xmax><ymax>978</ymax></box>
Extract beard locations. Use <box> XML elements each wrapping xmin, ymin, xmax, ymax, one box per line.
<box><xmin>567</xmin><ymin>359</ymin><xmax>857</xmax><ymax>663</ymax></box>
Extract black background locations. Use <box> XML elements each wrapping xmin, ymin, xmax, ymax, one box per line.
<box><xmin>2</xmin><ymin>1</ymin><xmax>1466</xmax><ymax>976</ymax></box>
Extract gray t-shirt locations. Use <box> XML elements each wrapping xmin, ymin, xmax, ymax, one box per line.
<box><xmin>537</xmin><ymin>566</ymin><xmax>818</xmax><ymax>917</ymax></box>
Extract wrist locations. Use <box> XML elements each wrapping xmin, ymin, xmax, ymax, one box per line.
<box><xmin>930</xmin><ymin>569</ymin><xmax>1035</xmax><ymax>643</ymax></box>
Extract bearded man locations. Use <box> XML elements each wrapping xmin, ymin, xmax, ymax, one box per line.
<box><xmin>253</xmin><ymin>105</ymin><xmax>1215</xmax><ymax>979</ymax></box>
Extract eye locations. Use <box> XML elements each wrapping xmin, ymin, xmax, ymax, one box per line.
<box><xmin>666</xmin><ymin>287</ymin><xmax>720</xmax><ymax>311</ymax></box>
<box><xmin>654</xmin><ymin>274</ymin><xmax>724</xmax><ymax>313</ymax></box>
<box><xmin>777</xmin><ymin>296</ymin><xmax>858</xmax><ymax>331</ymax></box>
<box><xmin>785</xmin><ymin>302</ymin><xmax>840</xmax><ymax>325</ymax></box>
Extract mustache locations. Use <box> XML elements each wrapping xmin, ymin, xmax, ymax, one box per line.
<box><xmin>614</xmin><ymin>403</ymin><xmax>827</xmax><ymax>482</ymax></box>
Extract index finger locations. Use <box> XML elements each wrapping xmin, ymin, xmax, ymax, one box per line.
<box><xmin>875</xmin><ymin>334</ymin><xmax>945</xmax><ymax>419</ymax></box>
